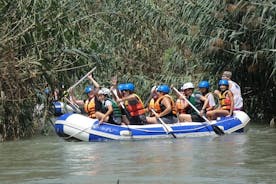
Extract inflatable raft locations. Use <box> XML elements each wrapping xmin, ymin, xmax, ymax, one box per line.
<box><xmin>54</xmin><ymin>109</ymin><xmax>250</xmax><ymax>142</ymax></box>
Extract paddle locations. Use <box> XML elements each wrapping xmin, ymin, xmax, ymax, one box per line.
<box><xmin>69</xmin><ymin>67</ymin><xmax>97</xmax><ymax>90</ymax></box>
<box><xmin>111</xmin><ymin>89</ymin><xmax>132</xmax><ymax>124</ymax></box>
<box><xmin>144</xmin><ymin>85</ymin><xmax>157</xmax><ymax>106</ymax></box>
<box><xmin>172</xmin><ymin>87</ymin><xmax>224</xmax><ymax>135</ymax></box>
<box><xmin>150</xmin><ymin>109</ymin><xmax>177</xmax><ymax>138</ymax></box>
<box><xmin>65</xmin><ymin>67</ymin><xmax>97</xmax><ymax>113</ymax></box>
<box><xmin>63</xmin><ymin>97</ymin><xmax>81</xmax><ymax>113</ymax></box>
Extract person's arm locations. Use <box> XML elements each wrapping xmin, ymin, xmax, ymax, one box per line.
<box><xmin>228</xmin><ymin>90</ymin><xmax>234</xmax><ymax>116</ymax></box>
<box><xmin>117</xmin><ymin>94</ymin><xmax>137</xmax><ymax>103</ymax></box>
<box><xmin>69</xmin><ymin>88</ymin><xmax>84</xmax><ymax>106</ymax></box>
<box><xmin>206</xmin><ymin>94</ymin><xmax>216</xmax><ymax>111</ymax></box>
<box><xmin>100</xmin><ymin>101</ymin><xmax>113</xmax><ymax>122</ymax></box>
<box><xmin>87</xmin><ymin>74</ymin><xmax>100</xmax><ymax>93</ymax></box>
<box><xmin>201</xmin><ymin>98</ymin><xmax>209</xmax><ymax>115</ymax></box>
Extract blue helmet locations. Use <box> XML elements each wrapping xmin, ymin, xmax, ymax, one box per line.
<box><xmin>125</xmin><ymin>83</ymin><xmax>135</xmax><ymax>92</ymax></box>
<box><xmin>157</xmin><ymin>85</ymin><xmax>170</xmax><ymax>94</ymax></box>
<box><xmin>198</xmin><ymin>81</ymin><xmax>210</xmax><ymax>88</ymax></box>
<box><xmin>117</xmin><ymin>83</ymin><xmax>125</xmax><ymax>91</ymax></box>
<box><xmin>218</xmin><ymin>79</ymin><xmax>229</xmax><ymax>86</ymax></box>
<box><xmin>84</xmin><ymin>85</ymin><xmax>94</xmax><ymax>94</ymax></box>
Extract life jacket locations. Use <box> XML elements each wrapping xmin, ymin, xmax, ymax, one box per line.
<box><xmin>109</xmin><ymin>98</ymin><xmax>122</xmax><ymax>118</ymax></box>
<box><xmin>185</xmin><ymin>93</ymin><xmax>204</xmax><ymax>115</ymax></box>
<box><xmin>154</xmin><ymin>95</ymin><xmax>177</xmax><ymax>116</ymax></box>
<box><xmin>218</xmin><ymin>90</ymin><xmax>231</xmax><ymax>110</ymax></box>
<box><xmin>125</xmin><ymin>94</ymin><xmax>146</xmax><ymax>117</ymax></box>
<box><xmin>176</xmin><ymin>98</ymin><xmax>186</xmax><ymax>114</ymax></box>
<box><xmin>84</xmin><ymin>97</ymin><xmax>96</xmax><ymax>118</ymax></box>
<box><xmin>149</xmin><ymin>98</ymin><xmax>155</xmax><ymax>109</ymax></box>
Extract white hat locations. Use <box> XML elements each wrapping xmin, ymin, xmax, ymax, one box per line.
<box><xmin>181</xmin><ymin>82</ymin><xmax>194</xmax><ymax>90</ymax></box>
<box><xmin>98</xmin><ymin>88</ymin><xmax>111</xmax><ymax>96</ymax></box>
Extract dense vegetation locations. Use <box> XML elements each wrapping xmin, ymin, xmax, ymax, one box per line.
<box><xmin>0</xmin><ymin>0</ymin><xmax>275</xmax><ymax>141</ymax></box>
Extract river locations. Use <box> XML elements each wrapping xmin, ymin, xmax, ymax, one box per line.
<box><xmin>0</xmin><ymin>123</ymin><xmax>276</xmax><ymax>184</ymax></box>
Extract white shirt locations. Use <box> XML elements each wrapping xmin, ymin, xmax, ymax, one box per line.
<box><xmin>206</xmin><ymin>93</ymin><xmax>216</xmax><ymax>107</ymax></box>
<box><xmin>228</xmin><ymin>80</ymin><xmax>243</xmax><ymax>109</ymax></box>
<box><xmin>194</xmin><ymin>93</ymin><xmax>216</xmax><ymax>107</ymax></box>
<box><xmin>104</xmin><ymin>99</ymin><xmax>112</xmax><ymax>108</ymax></box>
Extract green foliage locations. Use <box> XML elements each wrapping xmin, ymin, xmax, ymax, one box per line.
<box><xmin>0</xmin><ymin>0</ymin><xmax>275</xmax><ymax>140</ymax></box>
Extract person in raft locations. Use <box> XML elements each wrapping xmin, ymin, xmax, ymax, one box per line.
<box><xmin>206</xmin><ymin>79</ymin><xmax>234</xmax><ymax>120</ymax></box>
<box><xmin>221</xmin><ymin>71</ymin><xmax>243</xmax><ymax>110</ymax></box>
<box><xmin>95</xmin><ymin>88</ymin><xmax>122</xmax><ymax>125</ymax></box>
<box><xmin>197</xmin><ymin>80</ymin><xmax>216</xmax><ymax>116</ymax></box>
<box><xmin>116</xmin><ymin>83</ymin><xmax>147</xmax><ymax>125</ymax></box>
<box><xmin>146</xmin><ymin>84</ymin><xmax>178</xmax><ymax>124</ymax></box>
<box><xmin>69</xmin><ymin>74</ymin><xmax>101</xmax><ymax>119</ymax></box>
<box><xmin>176</xmin><ymin>82</ymin><xmax>207</xmax><ymax>122</ymax></box>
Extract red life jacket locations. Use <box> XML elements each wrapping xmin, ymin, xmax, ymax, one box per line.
<box><xmin>125</xmin><ymin>94</ymin><xmax>146</xmax><ymax>117</ymax></box>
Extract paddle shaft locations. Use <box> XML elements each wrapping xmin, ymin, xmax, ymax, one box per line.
<box><xmin>172</xmin><ymin>87</ymin><xmax>210</xmax><ymax>122</ymax></box>
<box><xmin>172</xmin><ymin>87</ymin><xmax>224</xmax><ymax>135</ymax></box>
<box><xmin>150</xmin><ymin>109</ymin><xmax>176</xmax><ymax>138</ymax></box>
<box><xmin>111</xmin><ymin>89</ymin><xmax>132</xmax><ymax>122</ymax></box>
<box><xmin>63</xmin><ymin>96</ymin><xmax>81</xmax><ymax>113</ymax></box>
<box><xmin>69</xmin><ymin>67</ymin><xmax>96</xmax><ymax>90</ymax></box>
<box><xmin>144</xmin><ymin>86</ymin><xmax>157</xmax><ymax>106</ymax></box>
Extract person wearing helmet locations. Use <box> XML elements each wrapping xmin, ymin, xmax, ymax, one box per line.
<box><xmin>69</xmin><ymin>74</ymin><xmax>101</xmax><ymax>118</ymax></box>
<box><xmin>206</xmin><ymin>79</ymin><xmax>234</xmax><ymax>120</ymax></box>
<box><xmin>178</xmin><ymin>82</ymin><xmax>206</xmax><ymax>122</ymax></box>
<box><xmin>198</xmin><ymin>80</ymin><xmax>216</xmax><ymax>115</ymax></box>
<box><xmin>95</xmin><ymin>88</ymin><xmax>122</xmax><ymax>125</ymax></box>
<box><xmin>146</xmin><ymin>84</ymin><xmax>178</xmax><ymax>124</ymax></box>
<box><xmin>116</xmin><ymin>82</ymin><xmax>147</xmax><ymax>125</ymax></box>
<box><xmin>221</xmin><ymin>71</ymin><xmax>243</xmax><ymax>110</ymax></box>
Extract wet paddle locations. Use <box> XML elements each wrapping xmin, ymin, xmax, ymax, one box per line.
<box><xmin>172</xmin><ymin>87</ymin><xmax>224</xmax><ymax>135</ymax></box>
<box><xmin>150</xmin><ymin>109</ymin><xmax>177</xmax><ymax>138</ymax></box>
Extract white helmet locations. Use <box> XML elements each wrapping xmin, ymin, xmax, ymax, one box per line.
<box><xmin>181</xmin><ymin>82</ymin><xmax>194</xmax><ymax>90</ymax></box>
<box><xmin>98</xmin><ymin>88</ymin><xmax>111</xmax><ymax>96</ymax></box>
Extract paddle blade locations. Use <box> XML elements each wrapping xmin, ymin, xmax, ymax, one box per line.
<box><xmin>212</xmin><ymin>125</ymin><xmax>225</xmax><ymax>135</ymax></box>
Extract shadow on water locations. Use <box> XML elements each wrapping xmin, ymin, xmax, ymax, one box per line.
<box><xmin>0</xmin><ymin>123</ymin><xmax>276</xmax><ymax>184</ymax></box>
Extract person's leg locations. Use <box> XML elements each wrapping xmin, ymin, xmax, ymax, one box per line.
<box><xmin>95</xmin><ymin>111</ymin><xmax>109</xmax><ymax>122</ymax></box>
<box><xmin>180</xmin><ymin>114</ymin><xmax>192</xmax><ymax>122</ymax></box>
<box><xmin>178</xmin><ymin>113</ymin><xmax>186</xmax><ymax>122</ymax></box>
<box><xmin>207</xmin><ymin>109</ymin><xmax>229</xmax><ymax>120</ymax></box>
<box><xmin>160</xmin><ymin>116</ymin><xmax>178</xmax><ymax>124</ymax></box>
<box><xmin>146</xmin><ymin>116</ymin><xmax>158</xmax><ymax>124</ymax></box>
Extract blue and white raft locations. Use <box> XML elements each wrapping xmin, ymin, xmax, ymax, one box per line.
<box><xmin>54</xmin><ymin>111</ymin><xmax>250</xmax><ymax>142</ymax></box>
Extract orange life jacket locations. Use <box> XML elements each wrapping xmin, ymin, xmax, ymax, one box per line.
<box><xmin>84</xmin><ymin>97</ymin><xmax>96</xmax><ymax>118</ymax></box>
<box><xmin>175</xmin><ymin>98</ymin><xmax>186</xmax><ymax>114</ymax></box>
<box><xmin>149</xmin><ymin>98</ymin><xmax>155</xmax><ymax>109</ymax></box>
<box><xmin>125</xmin><ymin>94</ymin><xmax>146</xmax><ymax>117</ymax></box>
<box><xmin>154</xmin><ymin>95</ymin><xmax>177</xmax><ymax>115</ymax></box>
<box><xmin>218</xmin><ymin>90</ymin><xmax>231</xmax><ymax>110</ymax></box>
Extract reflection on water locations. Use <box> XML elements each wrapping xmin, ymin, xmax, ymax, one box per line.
<box><xmin>0</xmin><ymin>124</ymin><xmax>276</xmax><ymax>184</ymax></box>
